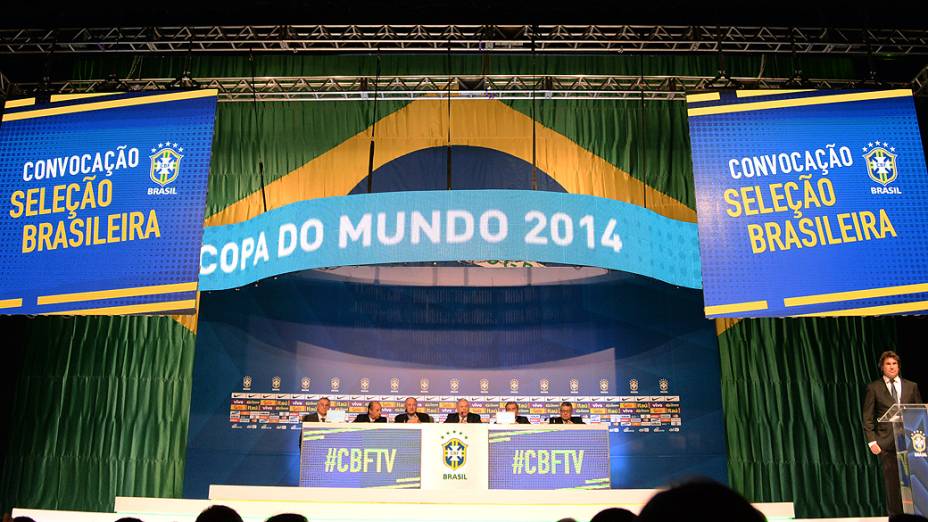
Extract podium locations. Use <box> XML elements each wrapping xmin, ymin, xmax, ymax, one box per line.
<box><xmin>879</xmin><ymin>403</ymin><xmax>928</xmax><ymax>515</ymax></box>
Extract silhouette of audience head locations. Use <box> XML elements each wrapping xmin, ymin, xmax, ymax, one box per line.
<box><xmin>591</xmin><ymin>507</ymin><xmax>637</xmax><ymax>522</ymax></box>
<box><xmin>266</xmin><ymin>515</ymin><xmax>308</xmax><ymax>522</ymax></box>
<box><xmin>638</xmin><ymin>479</ymin><xmax>763</xmax><ymax>522</ymax></box>
<box><xmin>195</xmin><ymin>505</ymin><xmax>244</xmax><ymax>522</ymax></box>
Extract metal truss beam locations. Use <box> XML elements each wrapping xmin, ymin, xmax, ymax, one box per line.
<box><xmin>2</xmin><ymin>25</ymin><xmax>928</xmax><ymax>55</ymax></box>
<box><xmin>17</xmin><ymin>74</ymin><xmax>917</xmax><ymax>102</ymax></box>
<box><xmin>914</xmin><ymin>65</ymin><xmax>928</xmax><ymax>97</ymax></box>
<box><xmin>0</xmin><ymin>70</ymin><xmax>16</xmax><ymax>101</ymax></box>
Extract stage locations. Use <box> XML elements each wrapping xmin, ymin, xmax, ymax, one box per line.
<box><xmin>11</xmin><ymin>485</ymin><xmax>890</xmax><ymax>522</ymax></box>
<box><xmin>11</xmin><ymin>486</ymin><xmax>804</xmax><ymax>521</ymax></box>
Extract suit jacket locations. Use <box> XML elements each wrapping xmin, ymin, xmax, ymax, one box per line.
<box><xmin>862</xmin><ymin>377</ymin><xmax>923</xmax><ymax>452</ymax></box>
<box><xmin>298</xmin><ymin>412</ymin><xmax>328</xmax><ymax>450</ymax></box>
<box><xmin>353</xmin><ymin>413</ymin><xmax>387</xmax><ymax>423</ymax></box>
<box><xmin>515</xmin><ymin>415</ymin><xmax>531</xmax><ymax>424</ymax></box>
<box><xmin>444</xmin><ymin>412</ymin><xmax>482</xmax><ymax>423</ymax></box>
<box><xmin>394</xmin><ymin>412</ymin><xmax>433</xmax><ymax>423</ymax></box>
<box><xmin>549</xmin><ymin>416</ymin><xmax>585</xmax><ymax>424</ymax></box>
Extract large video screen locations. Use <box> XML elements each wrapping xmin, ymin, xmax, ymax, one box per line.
<box><xmin>0</xmin><ymin>91</ymin><xmax>217</xmax><ymax>315</ymax></box>
<box><xmin>687</xmin><ymin>89</ymin><xmax>928</xmax><ymax>318</ymax></box>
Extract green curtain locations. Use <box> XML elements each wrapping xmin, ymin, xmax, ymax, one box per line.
<box><xmin>718</xmin><ymin>317</ymin><xmax>896</xmax><ymax>517</ymax></box>
<box><xmin>0</xmin><ymin>316</ymin><xmax>195</xmax><ymax>514</ymax></box>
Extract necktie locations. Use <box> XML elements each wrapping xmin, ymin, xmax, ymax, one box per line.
<box><xmin>461</xmin><ymin>416</ymin><xmax>467</xmax><ymax>423</ymax></box>
<box><xmin>890</xmin><ymin>379</ymin><xmax>899</xmax><ymax>404</ymax></box>
<box><xmin>321</xmin><ymin>417</ymin><xmax>326</xmax><ymax>423</ymax></box>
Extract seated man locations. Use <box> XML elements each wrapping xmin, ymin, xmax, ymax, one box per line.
<box><xmin>394</xmin><ymin>397</ymin><xmax>433</xmax><ymax>423</ymax></box>
<box><xmin>549</xmin><ymin>401</ymin><xmax>584</xmax><ymax>424</ymax></box>
<box><xmin>354</xmin><ymin>401</ymin><xmax>387</xmax><ymax>423</ymax></box>
<box><xmin>505</xmin><ymin>401</ymin><xmax>531</xmax><ymax>424</ymax></box>
<box><xmin>445</xmin><ymin>398</ymin><xmax>482</xmax><ymax>423</ymax></box>
<box><xmin>298</xmin><ymin>396</ymin><xmax>332</xmax><ymax>450</ymax></box>
<box><xmin>302</xmin><ymin>397</ymin><xmax>331</xmax><ymax>422</ymax></box>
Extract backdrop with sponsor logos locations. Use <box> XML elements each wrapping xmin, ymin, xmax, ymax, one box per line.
<box><xmin>183</xmin><ymin>266</ymin><xmax>727</xmax><ymax>498</ymax></box>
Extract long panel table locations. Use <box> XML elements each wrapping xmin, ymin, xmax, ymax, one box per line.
<box><xmin>299</xmin><ymin>423</ymin><xmax>610</xmax><ymax>490</ymax></box>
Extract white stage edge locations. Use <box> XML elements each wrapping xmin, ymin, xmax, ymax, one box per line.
<box><xmin>12</xmin><ymin>485</ymin><xmax>787</xmax><ymax>522</ymax></box>
<box><xmin>11</xmin><ymin>485</ymin><xmax>882</xmax><ymax>522</ymax></box>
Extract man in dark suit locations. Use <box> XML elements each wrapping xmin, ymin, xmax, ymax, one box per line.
<box><xmin>394</xmin><ymin>396</ymin><xmax>433</xmax><ymax>423</ymax></box>
<box><xmin>298</xmin><ymin>396</ymin><xmax>331</xmax><ymax>451</ymax></box>
<box><xmin>505</xmin><ymin>401</ymin><xmax>531</xmax><ymax>424</ymax></box>
<box><xmin>445</xmin><ymin>398</ymin><xmax>482</xmax><ymax>423</ymax></box>
<box><xmin>354</xmin><ymin>401</ymin><xmax>387</xmax><ymax>423</ymax></box>
<box><xmin>549</xmin><ymin>401</ymin><xmax>585</xmax><ymax>424</ymax></box>
<box><xmin>862</xmin><ymin>350</ymin><xmax>923</xmax><ymax>516</ymax></box>
<box><xmin>301</xmin><ymin>397</ymin><xmax>331</xmax><ymax>423</ymax></box>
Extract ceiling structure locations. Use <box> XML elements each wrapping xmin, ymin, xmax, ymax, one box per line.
<box><xmin>1</xmin><ymin>23</ymin><xmax>927</xmax><ymax>102</ymax></box>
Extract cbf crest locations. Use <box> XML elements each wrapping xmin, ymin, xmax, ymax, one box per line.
<box><xmin>442</xmin><ymin>430</ymin><xmax>468</xmax><ymax>471</ymax></box>
<box><xmin>863</xmin><ymin>141</ymin><xmax>898</xmax><ymax>186</ymax></box>
<box><xmin>569</xmin><ymin>378</ymin><xmax>580</xmax><ymax>394</ymax></box>
<box><xmin>149</xmin><ymin>142</ymin><xmax>184</xmax><ymax>187</ymax></box>
<box><xmin>912</xmin><ymin>430</ymin><xmax>928</xmax><ymax>457</ymax></box>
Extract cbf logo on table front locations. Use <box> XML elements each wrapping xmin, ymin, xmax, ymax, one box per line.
<box><xmin>441</xmin><ymin>430</ymin><xmax>469</xmax><ymax>480</ymax></box>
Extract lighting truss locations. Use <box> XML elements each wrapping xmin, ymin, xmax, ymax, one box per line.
<box><xmin>0</xmin><ymin>70</ymin><xmax>17</xmax><ymax>101</ymax></box>
<box><xmin>1</xmin><ymin>25</ymin><xmax>928</xmax><ymax>55</ymax></box>
<box><xmin>914</xmin><ymin>65</ymin><xmax>928</xmax><ymax>97</ymax></box>
<box><xmin>13</xmin><ymin>74</ymin><xmax>914</xmax><ymax>102</ymax></box>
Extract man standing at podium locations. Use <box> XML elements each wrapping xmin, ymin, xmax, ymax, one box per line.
<box><xmin>862</xmin><ymin>350</ymin><xmax>923</xmax><ymax>515</ymax></box>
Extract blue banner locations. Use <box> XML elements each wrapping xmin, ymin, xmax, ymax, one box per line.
<box><xmin>299</xmin><ymin>425</ymin><xmax>422</xmax><ymax>488</ymax></box>
<box><xmin>488</xmin><ymin>428</ymin><xmax>610</xmax><ymax>490</ymax></box>
<box><xmin>687</xmin><ymin>89</ymin><xmax>928</xmax><ymax>318</ymax></box>
<box><xmin>199</xmin><ymin>190</ymin><xmax>701</xmax><ymax>291</ymax></box>
<box><xmin>0</xmin><ymin>90</ymin><xmax>217</xmax><ymax>315</ymax></box>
